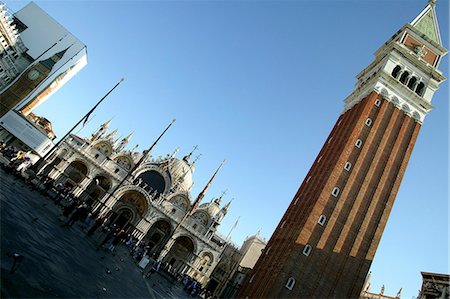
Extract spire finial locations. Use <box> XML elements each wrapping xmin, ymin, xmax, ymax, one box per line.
<box><xmin>219</xmin><ymin>189</ymin><xmax>228</xmax><ymax>200</ymax></box>
<box><xmin>123</xmin><ymin>131</ymin><xmax>134</xmax><ymax>141</ymax></box>
<box><xmin>428</xmin><ymin>0</ymin><xmax>436</xmax><ymax>7</ymax></box>
<box><xmin>171</xmin><ymin>146</ymin><xmax>180</xmax><ymax>158</ymax></box>
<box><xmin>223</xmin><ymin>197</ymin><xmax>233</xmax><ymax>210</ymax></box>
<box><xmin>183</xmin><ymin>145</ymin><xmax>198</xmax><ymax>162</ymax></box>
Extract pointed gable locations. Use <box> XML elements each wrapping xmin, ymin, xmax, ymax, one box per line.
<box><xmin>410</xmin><ymin>1</ymin><xmax>442</xmax><ymax>46</ymax></box>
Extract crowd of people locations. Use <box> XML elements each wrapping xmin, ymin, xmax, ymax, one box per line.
<box><xmin>0</xmin><ymin>143</ymin><xmax>214</xmax><ymax>298</ymax></box>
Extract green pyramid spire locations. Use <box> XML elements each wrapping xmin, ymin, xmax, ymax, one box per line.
<box><xmin>410</xmin><ymin>1</ymin><xmax>442</xmax><ymax>45</ymax></box>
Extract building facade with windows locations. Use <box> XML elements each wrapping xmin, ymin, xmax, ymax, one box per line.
<box><xmin>207</xmin><ymin>233</ymin><xmax>266</xmax><ymax>298</ymax></box>
<box><xmin>238</xmin><ymin>1</ymin><xmax>447</xmax><ymax>298</ymax></box>
<box><xmin>0</xmin><ymin>1</ymin><xmax>87</xmax><ymax>156</ymax></box>
<box><xmin>417</xmin><ymin>272</ymin><xmax>449</xmax><ymax>299</ymax></box>
<box><xmin>39</xmin><ymin>120</ymin><xmax>232</xmax><ymax>285</ymax></box>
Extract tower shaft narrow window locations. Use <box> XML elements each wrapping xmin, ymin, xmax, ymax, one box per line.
<box><xmin>344</xmin><ymin>162</ymin><xmax>352</xmax><ymax>171</ymax></box>
<box><xmin>332</xmin><ymin>187</ymin><xmax>340</xmax><ymax>197</ymax></box>
<box><xmin>303</xmin><ymin>244</ymin><xmax>312</xmax><ymax>256</ymax></box>
<box><xmin>285</xmin><ymin>277</ymin><xmax>296</xmax><ymax>290</ymax></box>
<box><xmin>318</xmin><ymin>215</ymin><xmax>326</xmax><ymax>226</ymax></box>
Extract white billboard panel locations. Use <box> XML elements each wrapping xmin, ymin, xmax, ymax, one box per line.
<box><xmin>0</xmin><ymin>111</ymin><xmax>54</xmax><ymax>156</ymax></box>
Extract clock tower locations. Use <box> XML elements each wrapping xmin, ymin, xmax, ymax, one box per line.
<box><xmin>238</xmin><ymin>1</ymin><xmax>447</xmax><ymax>298</ymax></box>
<box><xmin>0</xmin><ymin>47</ymin><xmax>69</xmax><ymax>117</ymax></box>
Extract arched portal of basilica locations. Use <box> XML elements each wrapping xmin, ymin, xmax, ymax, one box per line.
<box><xmin>63</xmin><ymin>160</ymin><xmax>88</xmax><ymax>187</ymax></box>
<box><xmin>143</xmin><ymin>219</ymin><xmax>172</xmax><ymax>255</ymax></box>
<box><xmin>164</xmin><ymin>236</ymin><xmax>195</xmax><ymax>274</ymax></box>
<box><xmin>82</xmin><ymin>175</ymin><xmax>111</xmax><ymax>205</ymax></box>
<box><xmin>109</xmin><ymin>190</ymin><xmax>148</xmax><ymax>231</ymax></box>
<box><xmin>110</xmin><ymin>208</ymin><xmax>133</xmax><ymax>230</ymax></box>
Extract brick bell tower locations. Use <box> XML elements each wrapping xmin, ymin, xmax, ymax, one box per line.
<box><xmin>238</xmin><ymin>1</ymin><xmax>447</xmax><ymax>298</ymax></box>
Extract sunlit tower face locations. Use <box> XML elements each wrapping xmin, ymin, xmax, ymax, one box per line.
<box><xmin>238</xmin><ymin>2</ymin><xmax>447</xmax><ymax>298</ymax></box>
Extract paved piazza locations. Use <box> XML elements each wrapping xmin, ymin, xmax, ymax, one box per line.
<box><xmin>0</xmin><ymin>166</ymin><xmax>194</xmax><ymax>298</ymax></box>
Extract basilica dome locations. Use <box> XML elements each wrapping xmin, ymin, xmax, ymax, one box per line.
<box><xmin>199</xmin><ymin>198</ymin><xmax>221</xmax><ymax>219</ymax></box>
<box><xmin>169</xmin><ymin>157</ymin><xmax>194</xmax><ymax>192</ymax></box>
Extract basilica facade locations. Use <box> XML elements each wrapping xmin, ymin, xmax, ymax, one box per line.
<box><xmin>38</xmin><ymin>119</ymin><xmax>231</xmax><ymax>285</ymax></box>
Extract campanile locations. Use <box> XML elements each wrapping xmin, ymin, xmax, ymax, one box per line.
<box><xmin>238</xmin><ymin>1</ymin><xmax>447</xmax><ymax>298</ymax></box>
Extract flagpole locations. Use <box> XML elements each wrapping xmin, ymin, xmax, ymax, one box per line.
<box><xmin>94</xmin><ymin>118</ymin><xmax>176</xmax><ymax>214</ymax></box>
<box><xmin>30</xmin><ymin>78</ymin><xmax>124</xmax><ymax>171</ymax></box>
<box><xmin>75</xmin><ymin>114</ymin><xmax>95</xmax><ymax>135</ymax></box>
<box><xmin>226</xmin><ymin>216</ymin><xmax>240</xmax><ymax>242</ymax></box>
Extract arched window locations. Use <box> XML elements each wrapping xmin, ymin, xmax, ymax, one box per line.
<box><xmin>285</xmin><ymin>277</ymin><xmax>296</xmax><ymax>290</ymax></box>
<box><xmin>365</xmin><ymin>118</ymin><xmax>372</xmax><ymax>127</ymax></box>
<box><xmin>416</xmin><ymin>82</ymin><xmax>425</xmax><ymax>96</ymax></box>
<box><xmin>318</xmin><ymin>215</ymin><xmax>327</xmax><ymax>226</ymax></box>
<box><xmin>332</xmin><ymin>187</ymin><xmax>340</xmax><ymax>197</ymax></box>
<box><xmin>407</xmin><ymin>76</ymin><xmax>417</xmax><ymax>90</ymax></box>
<box><xmin>303</xmin><ymin>245</ymin><xmax>312</xmax><ymax>256</ymax></box>
<box><xmin>355</xmin><ymin>139</ymin><xmax>363</xmax><ymax>148</ymax></box>
<box><xmin>94</xmin><ymin>153</ymin><xmax>99</xmax><ymax>159</ymax></box>
<box><xmin>399</xmin><ymin>71</ymin><xmax>409</xmax><ymax>84</ymax></box>
<box><xmin>344</xmin><ymin>162</ymin><xmax>352</xmax><ymax>171</ymax></box>
<box><xmin>114</xmin><ymin>168</ymin><xmax>120</xmax><ymax>173</ymax></box>
<box><xmin>391</xmin><ymin>65</ymin><xmax>402</xmax><ymax>78</ymax></box>
<box><xmin>375</xmin><ymin>99</ymin><xmax>381</xmax><ymax>107</ymax></box>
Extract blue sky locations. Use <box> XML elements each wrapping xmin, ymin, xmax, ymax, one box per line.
<box><xmin>7</xmin><ymin>0</ymin><xmax>448</xmax><ymax>297</ymax></box>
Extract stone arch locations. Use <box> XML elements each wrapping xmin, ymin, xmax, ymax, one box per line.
<box><xmin>192</xmin><ymin>210</ymin><xmax>210</xmax><ymax>226</ymax></box>
<box><xmin>83</xmin><ymin>174</ymin><xmax>112</xmax><ymax>205</ymax></box>
<box><xmin>143</xmin><ymin>219</ymin><xmax>173</xmax><ymax>255</ymax></box>
<box><xmin>92</xmin><ymin>140</ymin><xmax>113</xmax><ymax>156</ymax></box>
<box><xmin>193</xmin><ymin>251</ymin><xmax>215</xmax><ymax>281</ymax></box>
<box><xmin>113</xmin><ymin>154</ymin><xmax>133</xmax><ymax>171</ymax></box>
<box><xmin>117</xmin><ymin>189</ymin><xmax>148</xmax><ymax>216</ymax></box>
<box><xmin>169</xmin><ymin>194</ymin><xmax>191</xmax><ymax>211</ymax></box>
<box><xmin>402</xmin><ymin>104</ymin><xmax>411</xmax><ymax>113</ymax></box>
<box><xmin>391</xmin><ymin>65</ymin><xmax>402</xmax><ymax>78</ymax></box>
<box><xmin>412</xmin><ymin>111</ymin><xmax>421</xmax><ymax>122</ymax></box>
<box><xmin>407</xmin><ymin>76</ymin><xmax>417</xmax><ymax>90</ymax></box>
<box><xmin>380</xmin><ymin>88</ymin><xmax>389</xmax><ymax>97</ymax></box>
<box><xmin>110</xmin><ymin>207</ymin><xmax>135</xmax><ymax>231</ymax></box>
<box><xmin>41</xmin><ymin>156</ymin><xmax>63</xmax><ymax>177</ymax></box>
<box><xmin>164</xmin><ymin>235</ymin><xmax>196</xmax><ymax>273</ymax></box>
<box><xmin>64</xmin><ymin>160</ymin><xmax>89</xmax><ymax>184</ymax></box>
<box><xmin>135</xmin><ymin>168</ymin><xmax>168</xmax><ymax>195</ymax></box>
<box><xmin>399</xmin><ymin>71</ymin><xmax>409</xmax><ymax>84</ymax></box>
<box><xmin>391</xmin><ymin>96</ymin><xmax>400</xmax><ymax>107</ymax></box>
<box><xmin>416</xmin><ymin>82</ymin><xmax>426</xmax><ymax>96</ymax></box>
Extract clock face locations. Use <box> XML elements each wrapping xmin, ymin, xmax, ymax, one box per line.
<box><xmin>27</xmin><ymin>69</ymin><xmax>40</xmax><ymax>81</ymax></box>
